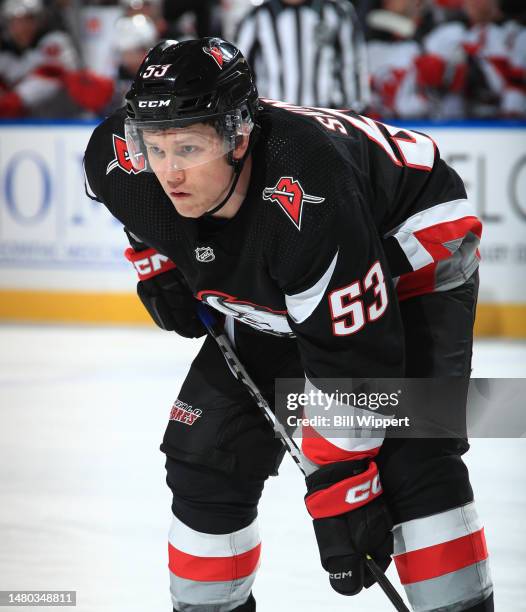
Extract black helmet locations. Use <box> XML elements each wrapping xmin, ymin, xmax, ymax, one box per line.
<box><xmin>124</xmin><ymin>37</ymin><xmax>259</xmax><ymax>172</ymax></box>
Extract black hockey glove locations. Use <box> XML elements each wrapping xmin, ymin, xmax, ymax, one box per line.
<box><xmin>125</xmin><ymin>246</ymin><xmax>206</xmax><ymax>338</ymax></box>
<box><xmin>305</xmin><ymin>459</ymin><xmax>393</xmax><ymax>596</ymax></box>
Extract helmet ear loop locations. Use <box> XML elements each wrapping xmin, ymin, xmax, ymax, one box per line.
<box><xmin>204</xmin><ymin>124</ymin><xmax>259</xmax><ymax>217</ymax></box>
<box><xmin>126</xmin><ymin>126</ymin><xmax>149</xmax><ymax>172</ymax></box>
<box><xmin>228</xmin><ymin>126</ymin><xmax>256</xmax><ymax>168</ymax></box>
<box><xmin>227</xmin><ymin>133</ymin><xmax>244</xmax><ymax>168</ymax></box>
<box><xmin>137</xmin><ymin>134</ymin><xmax>149</xmax><ymax>171</ymax></box>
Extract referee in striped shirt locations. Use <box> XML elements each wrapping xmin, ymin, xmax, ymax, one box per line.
<box><xmin>235</xmin><ymin>0</ymin><xmax>370</xmax><ymax>110</ymax></box>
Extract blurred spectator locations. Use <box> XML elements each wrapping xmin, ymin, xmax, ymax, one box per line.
<box><xmin>0</xmin><ymin>0</ymin><xmax>115</xmax><ymax>118</ymax></box>
<box><xmin>75</xmin><ymin>0</ymin><xmax>162</xmax><ymax>113</ymax></box>
<box><xmin>120</xmin><ymin>0</ymin><xmax>168</xmax><ymax>36</ymax></box>
<box><xmin>367</xmin><ymin>0</ymin><xmax>526</xmax><ymax>118</ymax></box>
<box><xmin>366</xmin><ymin>0</ymin><xmax>429</xmax><ymax>118</ymax></box>
<box><xmin>78</xmin><ymin>2</ymin><xmax>123</xmax><ymax>77</ymax></box>
<box><xmin>365</xmin><ymin>0</ymin><xmax>460</xmax><ymax>40</ymax></box>
<box><xmin>0</xmin><ymin>0</ymin><xmax>82</xmax><ymax>117</ymax></box>
<box><xmin>162</xmin><ymin>0</ymin><xmax>221</xmax><ymax>39</ymax></box>
<box><xmin>235</xmin><ymin>0</ymin><xmax>369</xmax><ymax>111</ymax></box>
<box><xmin>106</xmin><ymin>14</ymin><xmax>158</xmax><ymax>110</ymax></box>
<box><xmin>221</xmin><ymin>0</ymin><xmax>252</xmax><ymax>41</ymax></box>
<box><xmin>416</xmin><ymin>0</ymin><xmax>509</xmax><ymax>118</ymax></box>
<box><xmin>365</xmin><ymin>0</ymin><xmax>465</xmax><ymax>118</ymax></box>
<box><xmin>499</xmin><ymin>0</ymin><xmax>526</xmax><ymax>116</ymax></box>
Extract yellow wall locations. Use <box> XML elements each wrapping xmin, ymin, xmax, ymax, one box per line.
<box><xmin>0</xmin><ymin>289</ymin><xmax>524</xmax><ymax>337</ymax></box>
<box><xmin>0</xmin><ymin>290</ymin><xmax>149</xmax><ymax>326</ymax></box>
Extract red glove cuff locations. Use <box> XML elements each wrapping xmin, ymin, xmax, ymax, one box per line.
<box><xmin>305</xmin><ymin>461</ymin><xmax>382</xmax><ymax>519</ymax></box>
<box><xmin>124</xmin><ymin>247</ymin><xmax>177</xmax><ymax>281</ymax></box>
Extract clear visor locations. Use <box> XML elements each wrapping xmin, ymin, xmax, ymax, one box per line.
<box><xmin>124</xmin><ymin>110</ymin><xmax>253</xmax><ymax>172</ymax></box>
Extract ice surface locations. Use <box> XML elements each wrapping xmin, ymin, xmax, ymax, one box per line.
<box><xmin>0</xmin><ymin>325</ymin><xmax>525</xmax><ymax>611</ymax></box>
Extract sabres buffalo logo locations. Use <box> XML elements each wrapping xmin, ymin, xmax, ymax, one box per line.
<box><xmin>106</xmin><ymin>134</ymin><xmax>145</xmax><ymax>175</ymax></box>
<box><xmin>197</xmin><ymin>290</ymin><xmax>294</xmax><ymax>338</ymax></box>
<box><xmin>262</xmin><ymin>177</ymin><xmax>325</xmax><ymax>230</ymax></box>
<box><xmin>202</xmin><ymin>46</ymin><xmax>224</xmax><ymax>69</ymax></box>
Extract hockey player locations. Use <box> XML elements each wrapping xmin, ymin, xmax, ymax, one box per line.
<box><xmin>83</xmin><ymin>38</ymin><xmax>494</xmax><ymax>611</ymax></box>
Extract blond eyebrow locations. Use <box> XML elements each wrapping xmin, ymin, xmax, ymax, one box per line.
<box><xmin>144</xmin><ymin>129</ymin><xmax>211</xmax><ymax>140</ymax></box>
<box><xmin>144</xmin><ymin>135</ymin><xmax>211</xmax><ymax>148</ymax></box>
<box><xmin>142</xmin><ymin>136</ymin><xmax>164</xmax><ymax>146</ymax></box>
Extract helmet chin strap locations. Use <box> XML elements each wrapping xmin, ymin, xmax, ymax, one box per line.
<box><xmin>204</xmin><ymin>125</ymin><xmax>259</xmax><ymax>217</ymax></box>
<box><xmin>204</xmin><ymin>157</ymin><xmax>244</xmax><ymax>217</ymax></box>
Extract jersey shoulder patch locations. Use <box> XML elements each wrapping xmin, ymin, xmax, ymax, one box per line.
<box><xmin>84</xmin><ymin>109</ymin><xmax>128</xmax><ymax>202</ymax></box>
<box><xmin>106</xmin><ymin>133</ymin><xmax>146</xmax><ymax>175</ymax></box>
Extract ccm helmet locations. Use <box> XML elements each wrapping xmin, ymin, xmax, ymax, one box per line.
<box><xmin>124</xmin><ymin>37</ymin><xmax>259</xmax><ymax>173</ymax></box>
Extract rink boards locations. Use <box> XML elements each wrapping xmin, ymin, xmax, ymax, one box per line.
<box><xmin>0</xmin><ymin>119</ymin><xmax>525</xmax><ymax>336</ymax></box>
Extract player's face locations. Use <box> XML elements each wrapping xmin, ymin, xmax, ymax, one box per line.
<box><xmin>143</xmin><ymin>124</ymin><xmax>245</xmax><ymax>218</ymax></box>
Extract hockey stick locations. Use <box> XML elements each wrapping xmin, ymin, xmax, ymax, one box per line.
<box><xmin>196</xmin><ymin>304</ymin><xmax>410</xmax><ymax>612</ymax></box>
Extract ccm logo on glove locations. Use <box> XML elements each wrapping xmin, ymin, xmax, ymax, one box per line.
<box><xmin>346</xmin><ymin>474</ymin><xmax>381</xmax><ymax>505</ymax></box>
<box><xmin>306</xmin><ymin>461</ymin><xmax>383</xmax><ymax>519</ymax></box>
<box><xmin>329</xmin><ymin>570</ymin><xmax>353</xmax><ymax>579</ymax></box>
<box><xmin>125</xmin><ymin>247</ymin><xmax>176</xmax><ymax>280</ymax></box>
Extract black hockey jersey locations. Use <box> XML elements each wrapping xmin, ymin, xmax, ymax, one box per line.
<box><xmin>84</xmin><ymin>100</ymin><xmax>481</xmax><ymax>381</ymax></box>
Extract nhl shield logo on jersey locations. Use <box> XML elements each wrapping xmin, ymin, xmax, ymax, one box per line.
<box><xmin>106</xmin><ymin>134</ymin><xmax>145</xmax><ymax>175</ymax></box>
<box><xmin>202</xmin><ymin>46</ymin><xmax>224</xmax><ymax>69</ymax></box>
<box><xmin>262</xmin><ymin>177</ymin><xmax>325</xmax><ymax>230</ymax></box>
<box><xmin>195</xmin><ymin>246</ymin><xmax>215</xmax><ymax>262</ymax></box>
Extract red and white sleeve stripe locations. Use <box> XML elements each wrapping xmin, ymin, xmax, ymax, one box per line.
<box><xmin>385</xmin><ymin>198</ymin><xmax>482</xmax><ymax>301</ymax></box>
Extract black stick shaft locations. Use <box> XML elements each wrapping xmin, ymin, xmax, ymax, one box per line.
<box><xmin>365</xmin><ymin>555</ymin><xmax>410</xmax><ymax>611</ymax></box>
